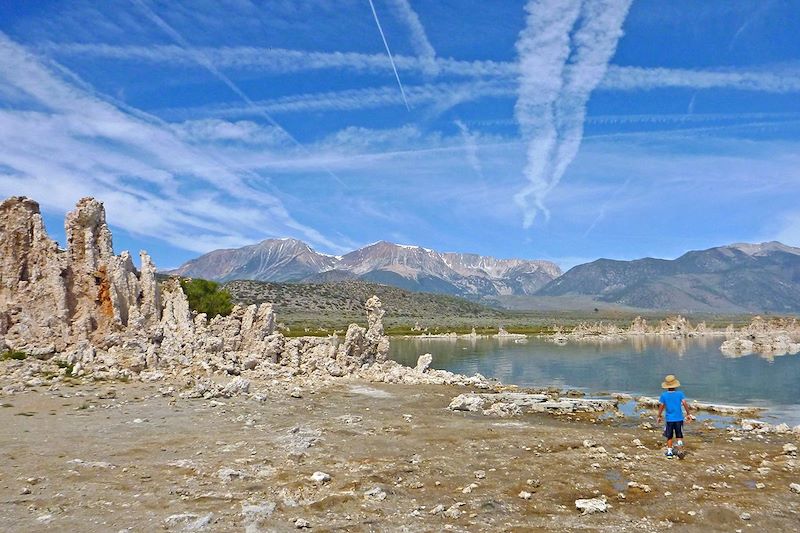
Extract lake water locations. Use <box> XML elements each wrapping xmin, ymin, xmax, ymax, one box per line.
<box><xmin>389</xmin><ymin>336</ymin><xmax>800</xmax><ymax>425</ymax></box>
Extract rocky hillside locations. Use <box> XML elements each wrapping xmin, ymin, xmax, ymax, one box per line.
<box><xmin>224</xmin><ymin>279</ymin><xmax>504</xmax><ymax>328</ymax></box>
<box><xmin>536</xmin><ymin>242</ymin><xmax>800</xmax><ymax>313</ymax></box>
<box><xmin>171</xmin><ymin>239</ymin><xmax>561</xmax><ymax>298</ymax></box>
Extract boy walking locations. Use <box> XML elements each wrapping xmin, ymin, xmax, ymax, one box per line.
<box><xmin>657</xmin><ymin>374</ymin><xmax>692</xmax><ymax>458</ymax></box>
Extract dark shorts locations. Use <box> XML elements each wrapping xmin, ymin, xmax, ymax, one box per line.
<box><xmin>663</xmin><ymin>421</ymin><xmax>684</xmax><ymax>439</ymax></box>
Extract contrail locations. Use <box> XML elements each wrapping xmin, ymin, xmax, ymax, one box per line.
<box><xmin>129</xmin><ymin>0</ymin><xmax>346</xmax><ymax>186</ymax></box>
<box><xmin>386</xmin><ymin>0</ymin><xmax>439</xmax><ymax>77</ymax></box>
<box><xmin>367</xmin><ymin>0</ymin><xmax>411</xmax><ymax>110</ymax></box>
<box><xmin>515</xmin><ymin>0</ymin><xmax>632</xmax><ymax>227</ymax></box>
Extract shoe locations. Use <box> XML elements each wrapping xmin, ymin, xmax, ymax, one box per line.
<box><xmin>665</xmin><ymin>449</ymin><xmax>674</xmax><ymax>458</ymax></box>
<box><xmin>676</xmin><ymin>440</ymin><xmax>684</xmax><ymax>447</ymax></box>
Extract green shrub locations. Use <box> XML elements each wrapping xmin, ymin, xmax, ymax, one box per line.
<box><xmin>180</xmin><ymin>278</ymin><xmax>234</xmax><ymax>317</ymax></box>
<box><xmin>0</xmin><ymin>350</ymin><xmax>27</xmax><ymax>361</ymax></box>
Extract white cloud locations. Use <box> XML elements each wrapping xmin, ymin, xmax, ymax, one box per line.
<box><xmin>42</xmin><ymin>41</ymin><xmax>800</xmax><ymax>95</ymax></box>
<box><xmin>602</xmin><ymin>65</ymin><xmax>800</xmax><ymax>92</ymax></box>
<box><xmin>454</xmin><ymin>120</ymin><xmax>483</xmax><ymax>177</ymax></box>
<box><xmin>0</xmin><ymin>32</ymin><xmax>344</xmax><ymax>255</ymax></box>
<box><xmin>179</xmin><ymin>79</ymin><xmax>513</xmax><ymax>119</ymax></box>
<box><xmin>386</xmin><ymin>0</ymin><xmax>439</xmax><ymax>77</ymax></box>
<box><xmin>172</xmin><ymin>118</ymin><xmax>290</xmax><ymax>145</ymax></box>
<box><xmin>514</xmin><ymin>0</ymin><xmax>632</xmax><ymax>227</ymax></box>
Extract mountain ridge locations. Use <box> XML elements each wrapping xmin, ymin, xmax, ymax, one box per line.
<box><xmin>536</xmin><ymin>241</ymin><xmax>800</xmax><ymax>313</ymax></box>
<box><xmin>169</xmin><ymin>238</ymin><xmax>562</xmax><ymax>298</ymax></box>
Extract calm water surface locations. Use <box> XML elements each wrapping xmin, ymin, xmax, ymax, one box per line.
<box><xmin>390</xmin><ymin>336</ymin><xmax>800</xmax><ymax>425</ymax></box>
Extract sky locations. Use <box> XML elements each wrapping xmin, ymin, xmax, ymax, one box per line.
<box><xmin>1</xmin><ymin>0</ymin><xmax>799</xmax><ymax>270</ymax></box>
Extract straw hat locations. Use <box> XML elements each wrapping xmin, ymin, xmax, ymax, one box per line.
<box><xmin>661</xmin><ymin>374</ymin><xmax>680</xmax><ymax>389</ymax></box>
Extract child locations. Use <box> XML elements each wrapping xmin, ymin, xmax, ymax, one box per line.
<box><xmin>657</xmin><ymin>374</ymin><xmax>692</xmax><ymax>458</ymax></box>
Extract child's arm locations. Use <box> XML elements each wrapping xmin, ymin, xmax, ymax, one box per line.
<box><xmin>657</xmin><ymin>403</ymin><xmax>665</xmax><ymax>421</ymax></box>
<box><xmin>682</xmin><ymin>399</ymin><xmax>693</xmax><ymax>422</ymax></box>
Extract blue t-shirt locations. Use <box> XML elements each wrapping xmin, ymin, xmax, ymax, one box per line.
<box><xmin>659</xmin><ymin>390</ymin><xmax>686</xmax><ymax>422</ymax></box>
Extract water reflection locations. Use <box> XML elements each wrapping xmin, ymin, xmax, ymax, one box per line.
<box><xmin>390</xmin><ymin>336</ymin><xmax>800</xmax><ymax>423</ymax></box>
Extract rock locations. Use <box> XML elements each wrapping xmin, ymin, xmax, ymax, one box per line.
<box><xmin>429</xmin><ymin>504</ymin><xmax>446</xmax><ymax>515</ymax></box>
<box><xmin>364</xmin><ymin>487</ymin><xmax>387</xmax><ymax>501</ymax></box>
<box><xmin>294</xmin><ymin>518</ymin><xmax>310</xmax><ymax>529</ymax></box>
<box><xmin>575</xmin><ymin>496</ymin><xmax>610</xmax><ymax>515</ymax></box>
<box><xmin>0</xmin><ymin>197</ymin><xmax>396</xmax><ymax>384</ymax></box>
<box><xmin>583</xmin><ymin>439</ymin><xmax>597</xmax><ymax>448</ymax></box>
<box><xmin>448</xmin><ymin>393</ymin><xmax>487</xmax><ymax>412</ymax></box>
<box><xmin>310</xmin><ymin>471</ymin><xmax>331</xmax><ymax>484</ymax></box>
<box><xmin>20</xmin><ymin>486</ymin><xmax>31</xmax><ymax>495</ymax></box>
<box><xmin>220</xmin><ymin>377</ymin><xmax>250</xmax><ymax>397</ymax></box>
<box><xmin>474</xmin><ymin>470</ymin><xmax>486</xmax><ymax>479</ymax></box>
<box><xmin>163</xmin><ymin>513</ymin><xmax>213</xmax><ymax>531</ymax></box>
<box><xmin>241</xmin><ymin>501</ymin><xmax>276</xmax><ymax>530</ymax></box>
<box><xmin>97</xmin><ymin>388</ymin><xmax>116</xmax><ymax>399</ymax></box>
<box><xmin>290</xmin><ymin>387</ymin><xmax>303</xmax><ymax>399</ymax></box>
<box><xmin>217</xmin><ymin>467</ymin><xmax>244</xmax><ymax>482</ymax></box>
<box><xmin>414</xmin><ymin>353</ymin><xmax>433</xmax><ymax>373</ymax></box>
<box><xmin>790</xmin><ymin>483</ymin><xmax>800</xmax><ymax>494</ymax></box>
<box><xmin>627</xmin><ymin>481</ymin><xmax>652</xmax><ymax>493</ymax></box>
<box><xmin>740</xmin><ymin>512</ymin><xmax>751</xmax><ymax>521</ymax></box>
<box><xmin>783</xmin><ymin>443</ymin><xmax>798</xmax><ymax>455</ymax></box>
<box><xmin>518</xmin><ymin>491</ymin><xmax>533</xmax><ymax>500</ymax></box>
<box><xmin>443</xmin><ymin>502</ymin><xmax>465</xmax><ymax>519</ymax></box>
<box><xmin>450</xmin><ymin>392</ymin><xmax>615</xmax><ymax>417</ymax></box>
<box><xmin>462</xmin><ymin>483</ymin><xmax>478</xmax><ymax>494</ymax></box>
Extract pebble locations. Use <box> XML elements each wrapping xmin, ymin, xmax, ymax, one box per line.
<box><xmin>575</xmin><ymin>496</ymin><xmax>609</xmax><ymax>515</ymax></box>
<box><xmin>627</xmin><ymin>481</ymin><xmax>652</xmax><ymax>493</ymax></box>
<box><xmin>310</xmin><ymin>471</ymin><xmax>331</xmax><ymax>484</ymax></box>
<box><xmin>740</xmin><ymin>512</ymin><xmax>751</xmax><ymax>521</ymax></box>
<box><xmin>294</xmin><ymin>518</ymin><xmax>310</xmax><ymax>529</ymax></box>
<box><xmin>790</xmin><ymin>483</ymin><xmax>800</xmax><ymax>494</ymax></box>
<box><xmin>364</xmin><ymin>487</ymin><xmax>387</xmax><ymax>501</ymax></box>
<box><xmin>443</xmin><ymin>503</ymin><xmax>465</xmax><ymax>519</ymax></box>
<box><xmin>290</xmin><ymin>388</ymin><xmax>303</xmax><ymax>399</ymax></box>
<box><xmin>687</xmin><ymin>511</ymin><xmax>697</xmax><ymax>516</ymax></box>
<box><xmin>20</xmin><ymin>486</ymin><xmax>31</xmax><ymax>495</ymax></box>
<box><xmin>783</xmin><ymin>443</ymin><xmax>797</xmax><ymax>455</ymax></box>
<box><xmin>755</xmin><ymin>482</ymin><xmax>765</xmax><ymax>489</ymax></box>
<box><xmin>474</xmin><ymin>470</ymin><xmax>486</xmax><ymax>479</ymax></box>
<box><xmin>518</xmin><ymin>491</ymin><xmax>533</xmax><ymax>500</ymax></box>
<box><xmin>462</xmin><ymin>482</ymin><xmax>478</xmax><ymax>494</ymax></box>
<box><xmin>429</xmin><ymin>504</ymin><xmax>445</xmax><ymax>515</ymax></box>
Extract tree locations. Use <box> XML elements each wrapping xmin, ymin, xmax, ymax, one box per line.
<box><xmin>180</xmin><ymin>278</ymin><xmax>233</xmax><ymax>317</ymax></box>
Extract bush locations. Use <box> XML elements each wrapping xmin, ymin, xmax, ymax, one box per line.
<box><xmin>180</xmin><ymin>278</ymin><xmax>234</xmax><ymax>317</ymax></box>
<box><xmin>1</xmin><ymin>350</ymin><xmax>28</xmax><ymax>361</ymax></box>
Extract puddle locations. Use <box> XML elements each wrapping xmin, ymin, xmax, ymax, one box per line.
<box><xmin>348</xmin><ymin>385</ymin><xmax>393</xmax><ymax>398</ymax></box>
<box><xmin>605</xmin><ymin>470</ymin><xmax>629</xmax><ymax>493</ymax></box>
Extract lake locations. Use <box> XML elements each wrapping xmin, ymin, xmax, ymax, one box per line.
<box><xmin>389</xmin><ymin>336</ymin><xmax>800</xmax><ymax>425</ymax></box>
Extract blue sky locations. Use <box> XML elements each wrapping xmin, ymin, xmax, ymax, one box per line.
<box><xmin>1</xmin><ymin>0</ymin><xmax>799</xmax><ymax>270</ymax></box>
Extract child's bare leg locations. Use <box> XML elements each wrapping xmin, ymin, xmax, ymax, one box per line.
<box><xmin>666</xmin><ymin>438</ymin><xmax>673</xmax><ymax>448</ymax></box>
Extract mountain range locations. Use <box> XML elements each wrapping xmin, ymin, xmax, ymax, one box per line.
<box><xmin>537</xmin><ymin>241</ymin><xmax>800</xmax><ymax>313</ymax></box>
<box><xmin>170</xmin><ymin>239</ymin><xmax>800</xmax><ymax>313</ymax></box>
<box><xmin>169</xmin><ymin>239</ymin><xmax>563</xmax><ymax>297</ymax></box>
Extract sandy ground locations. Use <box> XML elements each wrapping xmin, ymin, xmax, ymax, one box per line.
<box><xmin>1</xmin><ymin>378</ymin><xmax>799</xmax><ymax>532</ymax></box>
